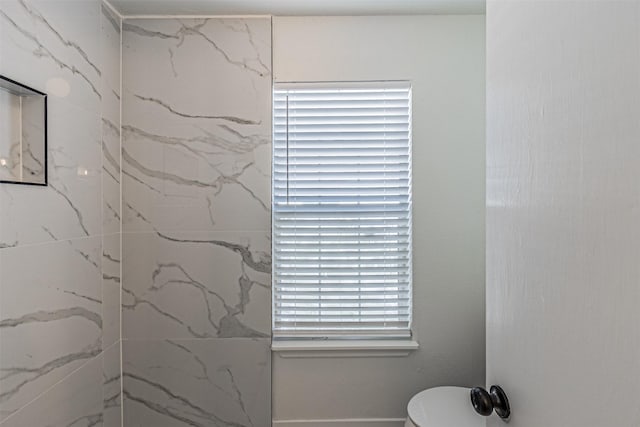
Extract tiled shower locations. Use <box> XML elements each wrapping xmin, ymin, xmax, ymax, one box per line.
<box><xmin>0</xmin><ymin>1</ymin><xmax>272</xmax><ymax>426</ymax></box>
<box><xmin>121</xmin><ymin>17</ymin><xmax>271</xmax><ymax>427</ymax></box>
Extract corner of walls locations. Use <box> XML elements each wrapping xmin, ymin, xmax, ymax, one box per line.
<box><xmin>100</xmin><ymin>1</ymin><xmax>124</xmax><ymax>427</ymax></box>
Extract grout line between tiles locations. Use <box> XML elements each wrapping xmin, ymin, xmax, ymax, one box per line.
<box><xmin>102</xmin><ymin>0</ymin><xmax>124</xmax><ymax>20</ymax></box>
<box><xmin>118</xmin><ymin>7</ymin><xmax>124</xmax><ymax>427</ymax></box>
<box><xmin>0</xmin><ymin>347</ymin><xmax>109</xmax><ymax>426</ymax></box>
<box><xmin>0</xmin><ymin>233</ymin><xmax>109</xmax><ymax>252</ymax></box>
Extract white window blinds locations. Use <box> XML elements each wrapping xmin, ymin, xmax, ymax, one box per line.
<box><xmin>272</xmin><ymin>81</ymin><xmax>412</xmax><ymax>339</ymax></box>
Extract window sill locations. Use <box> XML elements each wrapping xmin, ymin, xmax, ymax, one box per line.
<box><xmin>272</xmin><ymin>339</ymin><xmax>419</xmax><ymax>358</ymax></box>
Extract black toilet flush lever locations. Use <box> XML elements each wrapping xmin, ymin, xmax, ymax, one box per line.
<box><xmin>470</xmin><ymin>385</ymin><xmax>510</xmax><ymax>419</ymax></box>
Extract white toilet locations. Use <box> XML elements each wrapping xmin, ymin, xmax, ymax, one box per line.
<box><xmin>405</xmin><ymin>386</ymin><xmax>484</xmax><ymax>427</ymax></box>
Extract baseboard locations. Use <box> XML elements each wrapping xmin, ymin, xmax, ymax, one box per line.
<box><xmin>273</xmin><ymin>418</ymin><xmax>406</xmax><ymax>427</ymax></box>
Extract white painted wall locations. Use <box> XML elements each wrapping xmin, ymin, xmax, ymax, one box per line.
<box><xmin>486</xmin><ymin>2</ymin><xmax>640</xmax><ymax>426</ymax></box>
<box><xmin>272</xmin><ymin>15</ymin><xmax>486</xmax><ymax>423</ymax></box>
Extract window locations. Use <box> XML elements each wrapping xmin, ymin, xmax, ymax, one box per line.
<box><xmin>272</xmin><ymin>81</ymin><xmax>412</xmax><ymax>340</ymax></box>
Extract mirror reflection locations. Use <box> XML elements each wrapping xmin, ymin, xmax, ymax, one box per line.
<box><xmin>0</xmin><ymin>75</ymin><xmax>47</xmax><ymax>186</ymax></box>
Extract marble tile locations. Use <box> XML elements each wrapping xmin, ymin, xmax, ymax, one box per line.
<box><xmin>103</xmin><ymin>341</ymin><xmax>122</xmax><ymax>427</ymax></box>
<box><xmin>0</xmin><ymin>99</ymin><xmax>102</xmax><ymax>247</ymax></box>
<box><xmin>0</xmin><ymin>0</ymin><xmax>104</xmax><ymax>247</ymax></box>
<box><xmin>101</xmin><ymin>3</ymin><xmax>122</xmax><ymax>236</ymax></box>
<box><xmin>0</xmin><ymin>1</ymin><xmax>120</xmax><ymax>426</ymax></box>
<box><xmin>102</xmin><ymin>233</ymin><xmax>121</xmax><ymax>350</ymax></box>
<box><xmin>101</xmin><ymin>1</ymin><xmax>121</xmax><ymax>351</ymax></box>
<box><xmin>123</xmin><ymin>338</ymin><xmax>270</xmax><ymax>427</ymax></box>
<box><xmin>122</xmin><ymin>18</ymin><xmax>270</xmax><ymax>130</ymax></box>
<box><xmin>120</xmin><ymin>17</ymin><xmax>271</xmax><ymax>427</ymax></box>
<box><xmin>103</xmin><ymin>117</ymin><xmax>122</xmax><ymax>236</ymax></box>
<box><xmin>0</xmin><ymin>0</ymin><xmax>102</xmax><ymax>112</ymax></box>
<box><xmin>0</xmin><ymin>353</ymin><xmax>103</xmax><ymax>427</ymax></box>
<box><xmin>122</xmin><ymin>230</ymin><xmax>271</xmax><ymax>340</ymax></box>
<box><xmin>122</xmin><ymin>18</ymin><xmax>272</xmax><ymax>234</ymax></box>
<box><xmin>0</xmin><ymin>236</ymin><xmax>102</xmax><ymax>421</ymax></box>
<box><xmin>101</xmin><ymin>3</ymin><xmax>121</xmax><ymax>115</ymax></box>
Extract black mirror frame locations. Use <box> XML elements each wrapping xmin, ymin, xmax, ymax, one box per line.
<box><xmin>0</xmin><ymin>74</ymin><xmax>48</xmax><ymax>187</ymax></box>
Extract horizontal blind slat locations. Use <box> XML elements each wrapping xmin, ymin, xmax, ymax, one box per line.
<box><xmin>276</xmin><ymin>252</ymin><xmax>410</xmax><ymax>258</ymax></box>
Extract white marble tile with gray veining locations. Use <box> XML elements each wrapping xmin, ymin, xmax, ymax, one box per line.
<box><xmin>123</xmin><ymin>338</ymin><xmax>270</xmax><ymax>427</ymax></box>
<box><xmin>0</xmin><ymin>353</ymin><xmax>103</xmax><ymax>427</ymax></box>
<box><xmin>0</xmin><ymin>236</ymin><xmax>102</xmax><ymax>421</ymax></box>
<box><xmin>0</xmin><ymin>97</ymin><xmax>102</xmax><ymax>247</ymax></box>
<box><xmin>122</xmin><ymin>18</ymin><xmax>272</xmax><ymax>234</ymax></box>
<box><xmin>101</xmin><ymin>3</ymin><xmax>122</xmax><ymax>236</ymax></box>
<box><xmin>102</xmin><ymin>233</ymin><xmax>121</xmax><ymax>350</ymax></box>
<box><xmin>123</xmin><ymin>230</ymin><xmax>271</xmax><ymax>340</ymax></box>
<box><xmin>103</xmin><ymin>341</ymin><xmax>122</xmax><ymax>427</ymax></box>
<box><xmin>0</xmin><ymin>0</ymin><xmax>102</xmax><ymax>110</ymax></box>
<box><xmin>0</xmin><ymin>0</ymin><xmax>104</xmax><ymax>248</ymax></box>
<box><xmin>102</xmin><ymin>117</ymin><xmax>122</xmax><ymax>235</ymax></box>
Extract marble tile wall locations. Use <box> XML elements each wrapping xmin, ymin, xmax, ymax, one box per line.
<box><xmin>121</xmin><ymin>18</ymin><xmax>272</xmax><ymax>427</ymax></box>
<box><xmin>101</xmin><ymin>4</ymin><xmax>123</xmax><ymax>426</ymax></box>
<box><xmin>0</xmin><ymin>1</ymin><xmax>122</xmax><ymax>426</ymax></box>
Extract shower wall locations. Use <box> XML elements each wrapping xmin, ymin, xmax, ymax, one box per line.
<box><xmin>121</xmin><ymin>18</ymin><xmax>272</xmax><ymax>426</ymax></box>
<box><xmin>0</xmin><ymin>1</ymin><xmax>121</xmax><ymax>426</ymax></box>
